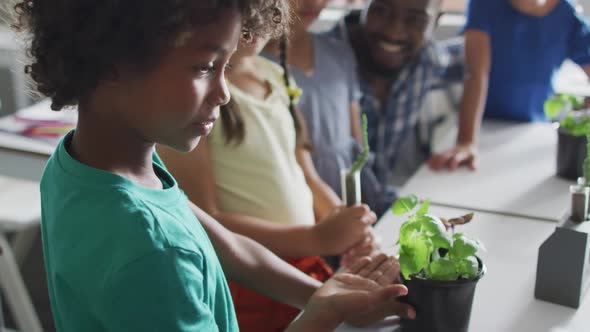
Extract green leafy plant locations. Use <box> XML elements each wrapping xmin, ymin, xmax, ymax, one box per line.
<box><xmin>392</xmin><ymin>195</ymin><xmax>484</xmax><ymax>281</ymax></box>
<box><xmin>544</xmin><ymin>94</ymin><xmax>590</xmax><ymax>136</ymax></box>
<box><xmin>545</xmin><ymin>94</ymin><xmax>590</xmax><ymax>186</ymax></box>
<box><xmin>348</xmin><ymin>113</ymin><xmax>369</xmax><ymax>174</ymax></box>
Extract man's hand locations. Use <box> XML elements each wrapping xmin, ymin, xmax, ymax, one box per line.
<box><xmin>427</xmin><ymin>143</ymin><xmax>478</xmax><ymax>171</ymax></box>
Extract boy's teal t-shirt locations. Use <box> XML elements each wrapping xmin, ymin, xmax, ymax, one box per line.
<box><xmin>40</xmin><ymin>132</ymin><xmax>238</xmax><ymax>331</ymax></box>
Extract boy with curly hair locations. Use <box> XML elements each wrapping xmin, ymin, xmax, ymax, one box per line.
<box><xmin>12</xmin><ymin>0</ymin><xmax>410</xmax><ymax>330</ymax></box>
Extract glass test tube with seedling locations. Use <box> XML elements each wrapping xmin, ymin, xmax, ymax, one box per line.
<box><xmin>341</xmin><ymin>113</ymin><xmax>369</xmax><ymax>206</ymax></box>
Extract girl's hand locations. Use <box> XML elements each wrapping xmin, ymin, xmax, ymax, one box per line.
<box><xmin>312</xmin><ymin>205</ymin><xmax>376</xmax><ymax>256</ymax></box>
<box><xmin>340</xmin><ymin>228</ymin><xmax>382</xmax><ymax>267</ymax></box>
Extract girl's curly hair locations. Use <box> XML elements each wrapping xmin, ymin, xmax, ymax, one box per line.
<box><xmin>11</xmin><ymin>0</ymin><xmax>290</xmax><ymax>111</ymax></box>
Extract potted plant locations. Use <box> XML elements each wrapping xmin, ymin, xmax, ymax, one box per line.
<box><xmin>391</xmin><ymin>195</ymin><xmax>485</xmax><ymax>332</ymax></box>
<box><xmin>341</xmin><ymin>113</ymin><xmax>369</xmax><ymax>206</ymax></box>
<box><xmin>544</xmin><ymin>94</ymin><xmax>590</xmax><ymax>181</ymax></box>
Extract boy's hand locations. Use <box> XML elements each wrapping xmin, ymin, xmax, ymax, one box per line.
<box><xmin>339</xmin><ymin>229</ymin><xmax>382</xmax><ymax>267</ymax></box>
<box><xmin>312</xmin><ymin>204</ymin><xmax>376</xmax><ymax>256</ymax></box>
<box><xmin>341</xmin><ymin>254</ymin><xmax>415</xmax><ymax>327</ymax></box>
<box><xmin>299</xmin><ymin>272</ymin><xmax>410</xmax><ymax>331</ymax></box>
<box><xmin>427</xmin><ymin>143</ymin><xmax>478</xmax><ymax>171</ymax></box>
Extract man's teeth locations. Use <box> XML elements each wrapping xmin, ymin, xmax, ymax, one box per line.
<box><xmin>378</xmin><ymin>41</ymin><xmax>403</xmax><ymax>53</ymax></box>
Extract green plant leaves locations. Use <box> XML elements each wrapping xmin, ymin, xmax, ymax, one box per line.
<box><xmin>416</xmin><ymin>199</ymin><xmax>430</xmax><ymax>216</ymax></box>
<box><xmin>544</xmin><ymin>94</ymin><xmax>590</xmax><ymax>137</ymax></box>
<box><xmin>450</xmin><ymin>234</ymin><xmax>479</xmax><ymax>259</ymax></box>
<box><xmin>545</xmin><ymin>94</ymin><xmax>583</xmax><ymax>119</ymax></box>
<box><xmin>399</xmin><ymin>220</ymin><xmax>421</xmax><ymax>246</ymax></box>
<box><xmin>349</xmin><ymin>113</ymin><xmax>370</xmax><ymax>174</ymax></box>
<box><xmin>417</xmin><ymin>214</ymin><xmax>446</xmax><ymax>236</ymax></box>
<box><xmin>417</xmin><ymin>214</ymin><xmax>451</xmax><ymax>249</ymax></box>
<box><xmin>392</xmin><ymin>195</ymin><xmax>484</xmax><ymax>281</ymax></box>
<box><xmin>455</xmin><ymin>256</ymin><xmax>479</xmax><ymax>279</ymax></box>
<box><xmin>544</xmin><ymin>98</ymin><xmax>565</xmax><ymax>118</ymax></box>
<box><xmin>399</xmin><ymin>234</ymin><xmax>432</xmax><ymax>280</ymax></box>
<box><xmin>560</xmin><ymin>115</ymin><xmax>590</xmax><ymax>137</ymax></box>
<box><xmin>425</xmin><ymin>258</ymin><xmax>459</xmax><ymax>281</ymax></box>
<box><xmin>392</xmin><ymin>195</ymin><xmax>418</xmax><ymax>215</ymax></box>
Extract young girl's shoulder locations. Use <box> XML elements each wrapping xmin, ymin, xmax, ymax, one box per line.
<box><xmin>254</xmin><ymin>55</ymin><xmax>286</xmax><ymax>81</ymax></box>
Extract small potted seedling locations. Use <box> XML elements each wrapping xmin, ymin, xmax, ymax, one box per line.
<box><xmin>544</xmin><ymin>94</ymin><xmax>590</xmax><ymax>180</ymax></box>
<box><xmin>391</xmin><ymin>195</ymin><xmax>485</xmax><ymax>332</ymax></box>
<box><xmin>341</xmin><ymin>113</ymin><xmax>369</xmax><ymax>206</ymax></box>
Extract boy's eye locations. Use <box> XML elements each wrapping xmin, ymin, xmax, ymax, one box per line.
<box><xmin>193</xmin><ymin>62</ymin><xmax>215</xmax><ymax>76</ymax></box>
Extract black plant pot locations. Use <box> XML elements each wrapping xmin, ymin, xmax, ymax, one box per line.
<box><xmin>400</xmin><ymin>258</ymin><xmax>486</xmax><ymax>332</ymax></box>
<box><xmin>556</xmin><ymin>128</ymin><xmax>587</xmax><ymax>181</ymax></box>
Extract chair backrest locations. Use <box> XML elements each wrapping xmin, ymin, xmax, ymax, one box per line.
<box><xmin>0</xmin><ymin>292</ymin><xmax>4</xmax><ymax>332</ymax></box>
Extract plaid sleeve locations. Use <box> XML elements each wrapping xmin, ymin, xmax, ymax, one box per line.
<box><xmin>423</xmin><ymin>38</ymin><xmax>464</xmax><ymax>90</ymax></box>
<box><xmin>436</xmin><ymin>37</ymin><xmax>465</xmax><ymax>83</ymax></box>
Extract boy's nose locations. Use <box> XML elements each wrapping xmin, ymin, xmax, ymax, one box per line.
<box><xmin>210</xmin><ymin>76</ymin><xmax>231</xmax><ymax>106</ymax></box>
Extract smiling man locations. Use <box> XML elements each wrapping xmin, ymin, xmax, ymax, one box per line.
<box><xmin>329</xmin><ymin>0</ymin><xmax>463</xmax><ymax>186</ymax></box>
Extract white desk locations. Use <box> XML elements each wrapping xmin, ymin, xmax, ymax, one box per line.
<box><xmin>337</xmin><ymin>205</ymin><xmax>590</xmax><ymax>332</ymax></box>
<box><xmin>0</xmin><ymin>100</ymin><xmax>71</xmax><ymax>181</ymax></box>
<box><xmin>401</xmin><ymin>121</ymin><xmax>573</xmax><ymax>222</ymax></box>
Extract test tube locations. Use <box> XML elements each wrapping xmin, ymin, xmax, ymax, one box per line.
<box><xmin>341</xmin><ymin>169</ymin><xmax>361</xmax><ymax>207</ymax></box>
<box><xmin>570</xmin><ymin>184</ymin><xmax>589</xmax><ymax>222</ymax></box>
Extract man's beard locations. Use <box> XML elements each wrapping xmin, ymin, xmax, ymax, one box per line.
<box><xmin>363</xmin><ymin>53</ymin><xmax>402</xmax><ymax>78</ymax></box>
<box><xmin>353</xmin><ymin>36</ymin><xmax>402</xmax><ymax>79</ymax></box>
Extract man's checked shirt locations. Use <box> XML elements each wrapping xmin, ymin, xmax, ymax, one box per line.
<box><xmin>328</xmin><ymin>12</ymin><xmax>464</xmax><ymax>185</ymax></box>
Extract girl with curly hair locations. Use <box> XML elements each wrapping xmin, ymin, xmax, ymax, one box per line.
<box><xmin>12</xmin><ymin>0</ymin><xmax>410</xmax><ymax>330</ymax></box>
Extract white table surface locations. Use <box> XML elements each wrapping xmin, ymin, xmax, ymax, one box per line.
<box><xmin>337</xmin><ymin>205</ymin><xmax>590</xmax><ymax>332</ymax></box>
<box><xmin>400</xmin><ymin>121</ymin><xmax>573</xmax><ymax>222</ymax></box>
<box><xmin>0</xmin><ymin>100</ymin><xmax>71</xmax><ymax>181</ymax></box>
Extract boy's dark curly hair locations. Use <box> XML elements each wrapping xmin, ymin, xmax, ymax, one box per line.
<box><xmin>11</xmin><ymin>0</ymin><xmax>290</xmax><ymax>111</ymax></box>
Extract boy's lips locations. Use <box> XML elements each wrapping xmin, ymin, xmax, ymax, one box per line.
<box><xmin>192</xmin><ymin>117</ymin><xmax>217</xmax><ymax>134</ymax></box>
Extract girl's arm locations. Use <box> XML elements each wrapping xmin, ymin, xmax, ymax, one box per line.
<box><xmin>427</xmin><ymin>29</ymin><xmax>490</xmax><ymax>171</ymax></box>
<box><xmin>157</xmin><ymin>139</ymin><xmax>373</xmax><ymax>258</ymax></box>
<box><xmin>295</xmin><ymin>146</ymin><xmax>341</xmax><ymax>221</ymax></box>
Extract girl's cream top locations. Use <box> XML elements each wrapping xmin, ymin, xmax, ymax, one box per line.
<box><xmin>207</xmin><ymin>56</ymin><xmax>315</xmax><ymax>226</ymax></box>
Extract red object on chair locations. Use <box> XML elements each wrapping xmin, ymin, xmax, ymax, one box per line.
<box><xmin>228</xmin><ymin>256</ymin><xmax>333</xmax><ymax>332</ymax></box>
